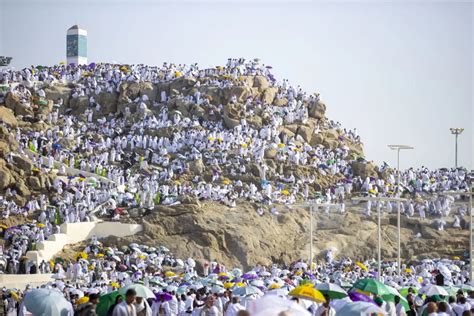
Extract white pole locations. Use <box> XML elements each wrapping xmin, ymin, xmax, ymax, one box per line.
<box><xmin>397</xmin><ymin>149</ymin><xmax>401</xmax><ymax>276</ymax></box>
<box><xmin>377</xmin><ymin>201</ymin><xmax>382</xmax><ymax>281</ymax></box>
<box><xmin>310</xmin><ymin>204</ymin><xmax>313</xmax><ymax>272</ymax></box>
<box><xmin>470</xmin><ymin>191</ymin><xmax>473</xmax><ymax>281</ymax></box>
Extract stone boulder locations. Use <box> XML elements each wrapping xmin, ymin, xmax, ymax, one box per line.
<box><xmin>189</xmin><ymin>159</ymin><xmax>205</xmax><ymax>174</ymax></box>
<box><xmin>253</xmin><ymin>76</ymin><xmax>269</xmax><ymax>91</ymax></box>
<box><xmin>96</xmin><ymin>92</ymin><xmax>119</xmax><ymax>114</ymax></box>
<box><xmin>261</xmin><ymin>87</ymin><xmax>278</xmax><ymax>105</ymax></box>
<box><xmin>273</xmin><ymin>97</ymin><xmax>288</xmax><ymax>107</ymax></box>
<box><xmin>0</xmin><ymin>168</ymin><xmax>12</xmax><ymax>190</ymax></box>
<box><xmin>27</xmin><ymin>176</ymin><xmax>42</xmax><ymax>190</ymax></box>
<box><xmin>169</xmin><ymin>77</ymin><xmax>196</xmax><ymax>92</ymax></box>
<box><xmin>119</xmin><ymin>82</ymin><xmax>141</xmax><ymax>103</ymax></box>
<box><xmin>222</xmin><ymin>86</ymin><xmax>252</xmax><ymax>104</ymax></box>
<box><xmin>310</xmin><ymin>133</ymin><xmax>324</xmax><ymax>147</ymax></box>
<box><xmin>296</xmin><ymin>125</ymin><xmax>313</xmax><ymax>143</ymax></box>
<box><xmin>69</xmin><ymin>96</ymin><xmax>89</xmax><ymax>114</ymax></box>
<box><xmin>139</xmin><ymin>82</ymin><xmax>158</xmax><ymax>102</ymax></box>
<box><xmin>308</xmin><ymin>101</ymin><xmax>326</xmax><ymax>119</ymax></box>
<box><xmin>5</xmin><ymin>93</ymin><xmax>34</xmax><ymax>116</ymax></box>
<box><xmin>14</xmin><ymin>179</ymin><xmax>31</xmax><ymax>196</ymax></box>
<box><xmin>351</xmin><ymin>161</ymin><xmax>379</xmax><ymax>179</ymax></box>
<box><xmin>12</xmin><ymin>155</ymin><xmax>33</xmax><ymax>173</ymax></box>
<box><xmin>44</xmin><ymin>85</ymin><xmax>72</xmax><ymax>106</ymax></box>
<box><xmin>264</xmin><ymin>148</ymin><xmax>277</xmax><ymax>159</ymax></box>
<box><xmin>0</xmin><ymin>106</ymin><xmax>18</xmax><ymax>127</ymax></box>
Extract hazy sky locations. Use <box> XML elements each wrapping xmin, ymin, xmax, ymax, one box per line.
<box><xmin>1</xmin><ymin>0</ymin><xmax>472</xmax><ymax>170</ymax></box>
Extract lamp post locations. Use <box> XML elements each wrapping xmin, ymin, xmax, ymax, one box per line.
<box><xmin>441</xmin><ymin>188</ymin><xmax>474</xmax><ymax>281</ymax></box>
<box><xmin>352</xmin><ymin>196</ymin><xmax>408</xmax><ymax>280</ymax></box>
<box><xmin>288</xmin><ymin>201</ymin><xmax>339</xmax><ymax>272</ymax></box>
<box><xmin>450</xmin><ymin>128</ymin><xmax>464</xmax><ymax>168</ymax></box>
<box><xmin>388</xmin><ymin>144</ymin><xmax>414</xmax><ymax>276</ymax></box>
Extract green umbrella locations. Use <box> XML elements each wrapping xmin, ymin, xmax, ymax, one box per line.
<box><xmin>314</xmin><ymin>283</ymin><xmax>348</xmax><ymax>299</ymax></box>
<box><xmin>382</xmin><ymin>285</ymin><xmax>409</xmax><ymax>311</ymax></box>
<box><xmin>399</xmin><ymin>287</ymin><xmax>418</xmax><ymax>297</ymax></box>
<box><xmin>96</xmin><ymin>291</ymin><xmax>121</xmax><ymax>316</ymax></box>
<box><xmin>351</xmin><ymin>278</ymin><xmax>391</xmax><ymax>296</ymax></box>
<box><xmin>443</xmin><ymin>286</ymin><xmax>459</xmax><ymax>297</ymax></box>
<box><xmin>119</xmin><ymin>283</ymin><xmax>155</xmax><ymax>299</ymax></box>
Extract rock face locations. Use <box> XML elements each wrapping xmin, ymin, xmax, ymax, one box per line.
<box><xmin>105</xmin><ymin>201</ymin><xmax>469</xmax><ymax>269</ymax></box>
<box><xmin>352</xmin><ymin>161</ymin><xmax>379</xmax><ymax>179</ymax></box>
<box><xmin>0</xmin><ymin>106</ymin><xmax>18</xmax><ymax>127</ymax></box>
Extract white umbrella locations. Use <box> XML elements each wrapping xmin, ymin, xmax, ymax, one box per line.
<box><xmin>248</xmin><ymin>295</ymin><xmax>311</xmax><ymax>316</ymax></box>
<box><xmin>337</xmin><ymin>301</ymin><xmax>387</xmax><ymax>316</ymax></box>
<box><xmin>419</xmin><ymin>284</ymin><xmax>449</xmax><ymax>296</ymax></box>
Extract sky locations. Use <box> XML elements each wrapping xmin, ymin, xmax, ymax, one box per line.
<box><xmin>1</xmin><ymin>0</ymin><xmax>472</xmax><ymax>170</ymax></box>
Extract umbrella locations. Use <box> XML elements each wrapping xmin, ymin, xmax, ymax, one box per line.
<box><xmin>242</xmin><ymin>273</ymin><xmax>258</xmax><ymax>280</ymax></box>
<box><xmin>119</xmin><ymin>284</ymin><xmax>155</xmax><ymax>299</ymax></box>
<box><xmin>348</xmin><ymin>291</ymin><xmax>375</xmax><ymax>304</ymax></box>
<box><xmin>24</xmin><ymin>289</ymin><xmax>72</xmax><ymax>316</ymax></box>
<box><xmin>155</xmin><ymin>292</ymin><xmax>173</xmax><ymax>302</ymax></box>
<box><xmin>351</xmin><ymin>278</ymin><xmax>391</xmax><ymax>296</ymax></box>
<box><xmin>248</xmin><ymin>295</ymin><xmax>311</xmax><ymax>316</ymax></box>
<box><xmin>232</xmin><ymin>285</ymin><xmax>263</xmax><ymax>297</ymax></box>
<box><xmin>96</xmin><ymin>291</ymin><xmax>121</xmax><ymax>316</ymax></box>
<box><xmin>382</xmin><ymin>285</ymin><xmax>409</xmax><ymax>311</ymax></box>
<box><xmin>315</xmin><ymin>283</ymin><xmax>348</xmax><ymax>299</ymax></box>
<box><xmin>419</xmin><ymin>284</ymin><xmax>449</xmax><ymax>297</ymax></box>
<box><xmin>336</xmin><ymin>301</ymin><xmax>387</xmax><ymax>316</ymax></box>
<box><xmin>355</xmin><ymin>262</ymin><xmax>369</xmax><ymax>272</ymax></box>
<box><xmin>289</xmin><ymin>285</ymin><xmax>326</xmax><ymax>304</ymax></box>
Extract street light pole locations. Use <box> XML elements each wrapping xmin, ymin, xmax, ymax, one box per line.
<box><xmin>352</xmin><ymin>196</ymin><xmax>408</xmax><ymax>280</ymax></box>
<box><xmin>441</xmin><ymin>188</ymin><xmax>474</xmax><ymax>281</ymax></box>
<box><xmin>450</xmin><ymin>128</ymin><xmax>464</xmax><ymax>168</ymax></box>
<box><xmin>388</xmin><ymin>144</ymin><xmax>414</xmax><ymax>276</ymax></box>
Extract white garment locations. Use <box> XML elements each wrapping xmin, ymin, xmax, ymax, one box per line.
<box><xmin>112</xmin><ymin>301</ymin><xmax>137</xmax><ymax>316</ymax></box>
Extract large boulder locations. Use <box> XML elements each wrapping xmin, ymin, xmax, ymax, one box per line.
<box><xmin>273</xmin><ymin>97</ymin><xmax>288</xmax><ymax>107</ymax></box>
<box><xmin>0</xmin><ymin>106</ymin><xmax>18</xmax><ymax>127</ymax></box>
<box><xmin>14</xmin><ymin>179</ymin><xmax>31</xmax><ymax>196</ymax></box>
<box><xmin>222</xmin><ymin>86</ymin><xmax>252</xmax><ymax>104</ymax></box>
<box><xmin>12</xmin><ymin>155</ymin><xmax>33</xmax><ymax>173</ymax></box>
<box><xmin>264</xmin><ymin>148</ymin><xmax>277</xmax><ymax>159</ymax></box>
<box><xmin>27</xmin><ymin>176</ymin><xmax>42</xmax><ymax>190</ymax></box>
<box><xmin>261</xmin><ymin>87</ymin><xmax>278</xmax><ymax>105</ymax></box>
<box><xmin>308</xmin><ymin>101</ymin><xmax>326</xmax><ymax>119</ymax></box>
<box><xmin>139</xmin><ymin>82</ymin><xmax>158</xmax><ymax>102</ymax></box>
<box><xmin>352</xmin><ymin>161</ymin><xmax>378</xmax><ymax>179</ymax></box>
<box><xmin>69</xmin><ymin>96</ymin><xmax>89</xmax><ymax>114</ymax></box>
<box><xmin>169</xmin><ymin>77</ymin><xmax>196</xmax><ymax>92</ymax></box>
<box><xmin>96</xmin><ymin>92</ymin><xmax>119</xmax><ymax>114</ymax></box>
<box><xmin>296</xmin><ymin>125</ymin><xmax>313</xmax><ymax>143</ymax></box>
<box><xmin>253</xmin><ymin>76</ymin><xmax>269</xmax><ymax>91</ymax></box>
<box><xmin>189</xmin><ymin>159</ymin><xmax>205</xmax><ymax>174</ymax></box>
<box><xmin>119</xmin><ymin>82</ymin><xmax>141</xmax><ymax>103</ymax></box>
<box><xmin>5</xmin><ymin>93</ymin><xmax>34</xmax><ymax>116</ymax></box>
<box><xmin>44</xmin><ymin>85</ymin><xmax>72</xmax><ymax>106</ymax></box>
<box><xmin>0</xmin><ymin>169</ymin><xmax>12</xmax><ymax>190</ymax></box>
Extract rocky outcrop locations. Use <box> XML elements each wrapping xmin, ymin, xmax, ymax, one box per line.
<box><xmin>0</xmin><ymin>106</ymin><xmax>18</xmax><ymax>127</ymax></box>
<box><xmin>351</xmin><ymin>161</ymin><xmax>379</xmax><ymax>179</ymax></box>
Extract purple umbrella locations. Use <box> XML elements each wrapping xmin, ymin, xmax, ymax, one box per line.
<box><xmin>349</xmin><ymin>291</ymin><xmax>376</xmax><ymax>304</ymax></box>
<box><xmin>88</xmin><ymin>62</ymin><xmax>96</xmax><ymax>69</ymax></box>
<box><xmin>242</xmin><ymin>273</ymin><xmax>258</xmax><ymax>280</ymax></box>
<box><xmin>155</xmin><ymin>292</ymin><xmax>173</xmax><ymax>302</ymax></box>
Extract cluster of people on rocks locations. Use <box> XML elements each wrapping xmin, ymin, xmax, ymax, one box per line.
<box><xmin>0</xmin><ymin>59</ymin><xmax>471</xmax><ymax>279</ymax></box>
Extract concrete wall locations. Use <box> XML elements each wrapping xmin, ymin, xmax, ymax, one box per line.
<box><xmin>26</xmin><ymin>221</ymin><xmax>142</xmax><ymax>264</ymax></box>
<box><xmin>0</xmin><ymin>273</ymin><xmax>54</xmax><ymax>289</ymax></box>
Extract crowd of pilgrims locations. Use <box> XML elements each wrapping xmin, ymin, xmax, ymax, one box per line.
<box><xmin>1</xmin><ymin>239</ymin><xmax>474</xmax><ymax>316</ymax></box>
<box><xmin>0</xmin><ymin>59</ymin><xmax>471</xmax><ymax>277</ymax></box>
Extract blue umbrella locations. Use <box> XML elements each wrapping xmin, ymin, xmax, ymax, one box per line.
<box><xmin>24</xmin><ymin>289</ymin><xmax>72</xmax><ymax>316</ymax></box>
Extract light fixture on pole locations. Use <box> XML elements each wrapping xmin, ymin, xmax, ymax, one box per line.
<box><xmin>441</xmin><ymin>188</ymin><xmax>474</xmax><ymax>281</ymax></box>
<box><xmin>450</xmin><ymin>128</ymin><xmax>464</xmax><ymax>168</ymax></box>
<box><xmin>388</xmin><ymin>144</ymin><xmax>414</xmax><ymax>276</ymax></box>
<box><xmin>352</xmin><ymin>196</ymin><xmax>408</xmax><ymax>280</ymax></box>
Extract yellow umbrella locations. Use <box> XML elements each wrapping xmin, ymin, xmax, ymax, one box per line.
<box><xmin>453</xmin><ymin>256</ymin><xmax>461</xmax><ymax>260</ymax></box>
<box><xmin>165</xmin><ymin>271</ymin><xmax>176</xmax><ymax>278</ymax></box>
<box><xmin>404</xmin><ymin>268</ymin><xmax>413</xmax><ymax>274</ymax></box>
<box><xmin>76</xmin><ymin>252</ymin><xmax>88</xmax><ymax>260</ymax></box>
<box><xmin>235</xmin><ymin>282</ymin><xmax>245</xmax><ymax>287</ymax></box>
<box><xmin>110</xmin><ymin>281</ymin><xmax>120</xmax><ymax>288</ymax></box>
<box><xmin>277</xmin><ymin>143</ymin><xmax>285</xmax><ymax>148</ymax></box>
<box><xmin>218</xmin><ymin>272</ymin><xmax>229</xmax><ymax>277</ymax></box>
<box><xmin>355</xmin><ymin>262</ymin><xmax>368</xmax><ymax>272</ymax></box>
<box><xmin>208</xmin><ymin>136</ymin><xmax>215</xmax><ymax>141</ymax></box>
<box><xmin>77</xmin><ymin>297</ymin><xmax>89</xmax><ymax>305</ymax></box>
<box><xmin>281</xmin><ymin>189</ymin><xmax>290</xmax><ymax>196</ymax></box>
<box><xmin>59</xmin><ymin>61</ymin><xmax>66</xmax><ymax>65</ymax></box>
<box><xmin>268</xmin><ymin>283</ymin><xmax>281</xmax><ymax>290</ymax></box>
<box><xmin>240</xmin><ymin>143</ymin><xmax>248</xmax><ymax>148</ymax></box>
<box><xmin>36</xmin><ymin>223</ymin><xmax>46</xmax><ymax>228</ymax></box>
<box><xmin>96</xmin><ymin>253</ymin><xmax>105</xmax><ymax>258</ymax></box>
<box><xmin>175</xmin><ymin>71</ymin><xmax>183</xmax><ymax>78</ymax></box>
<box><xmin>289</xmin><ymin>285</ymin><xmax>326</xmax><ymax>303</ymax></box>
<box><xmin>10</xmin><ymin>292</ymin><xmax>19</xmax><ymax>302</ymax></box>
<box><xmin>224</xmin><ymin>282</ymin><xmax>235</xmax><ymax>289</ymax></box>
<box><xmin>222</xmin><ymin>179</ymin><xmax>231</xmax><ymax>185</ymax></box>
<box><xmin>0</xmin><ymin>224</ymin><xmax>8</xmax><ymax>230</ymax></box>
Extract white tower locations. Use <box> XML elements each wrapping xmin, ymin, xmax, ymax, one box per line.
<box><xmin>66</xmin><ymin>25</ymin><xmax>87</xmax><ymax>65</ymax></box>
